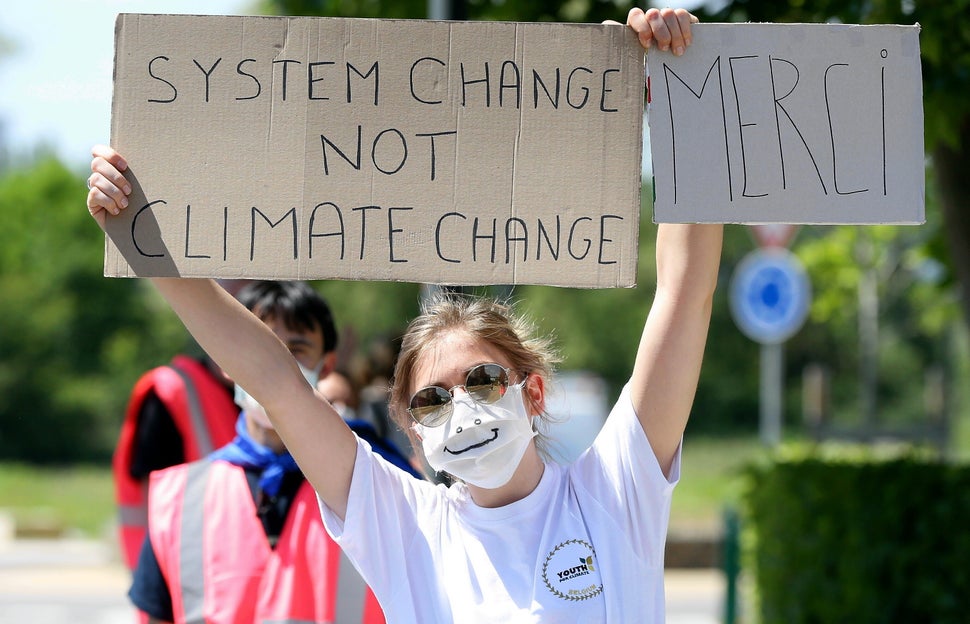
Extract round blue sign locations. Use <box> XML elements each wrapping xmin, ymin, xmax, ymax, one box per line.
<box><xmin>729</xmin><ymin>249</ymin><xmax>811</xmax><ymax>344</ymax></box>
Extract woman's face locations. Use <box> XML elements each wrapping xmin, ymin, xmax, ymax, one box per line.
<box><xmin>411</xmin><ymin>330</ymin><xmax>515</xmax><ymax>400</ymax></box>
<box><xmin>410</xmin><ymin>330</ymin><xmax>543</xmax><ymax>424</ymax></box>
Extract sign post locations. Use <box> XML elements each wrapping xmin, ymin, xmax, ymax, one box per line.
<box><xmin>729</xmin><ymin>248</ymin><xmax>811</xmax><ymax>445</ymax></box>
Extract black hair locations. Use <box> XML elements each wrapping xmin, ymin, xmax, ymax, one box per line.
<box><xmin>236</xmin><ymin>281</ymin><xmax>338</xmax><ymax>354</ymax></box>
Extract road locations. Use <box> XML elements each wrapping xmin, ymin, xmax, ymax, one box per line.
<box><xmin>0</xmin><ymin>537</ymin><xmax>727</xmax><ymax>623</ymax></box>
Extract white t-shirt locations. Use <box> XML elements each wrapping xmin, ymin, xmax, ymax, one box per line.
<box><xmin>319</xmin><ymin>384</ymin><xmax>680</xmax><ymax>623</ymax></box>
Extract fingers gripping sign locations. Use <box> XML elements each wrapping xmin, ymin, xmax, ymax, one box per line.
<box><xmin>627</xmin><ymin>7</ymin><xmax>697</xmax><ymax>56</ymax></box>
<box><xmin>87</xmin><ymin>144</ymin><xmax>131</xmax><ymax>227</ymax></box>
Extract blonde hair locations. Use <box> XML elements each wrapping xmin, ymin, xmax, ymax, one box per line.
<box><xmin>390</xmin><ymin>293</ymin><xmax>561</xmax><ymax>457</ymax></box>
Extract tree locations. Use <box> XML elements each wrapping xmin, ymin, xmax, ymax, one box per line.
<box><xmin>0</xmin><ymin>159</ymin><xmax>191</xmax><ymax>462</ymax></box>
<box><xmin>260</xmin><ymin>0</ymin><xmax>643</xmax><ymax>24</ymax></box>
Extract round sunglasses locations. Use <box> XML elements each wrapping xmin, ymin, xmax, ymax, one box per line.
<box><xmin>407</xmin><ymin>363</ymin><xmax>523</xmax><ymax>427</ymax></box>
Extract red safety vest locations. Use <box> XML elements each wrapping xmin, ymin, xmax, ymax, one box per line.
<box><xmin>149</xmin><ymin>460</ymin><xmax>384</xmax><ymax>624</ymax></box>
<box><xmin>113</xmin><ymin>355</ymin><xmax>239</xmax><ymax>571</ymax></box>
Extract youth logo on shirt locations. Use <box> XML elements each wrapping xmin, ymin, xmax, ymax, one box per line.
<box><xmin>542</xmin><ymin>539</ymin><xmax>604</xmax><ymax>601</ymax></box>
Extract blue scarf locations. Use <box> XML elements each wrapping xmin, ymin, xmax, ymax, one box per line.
<box><xmin>209</xmin><ymin>414</ymin><xmax>300</xmax><ymax>498</ymax></box>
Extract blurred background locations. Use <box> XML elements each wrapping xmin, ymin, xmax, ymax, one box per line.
<box><xmin>1</xmin><ymin>0</ymin><xmax>968</xmax><ymax>622</ymax></box>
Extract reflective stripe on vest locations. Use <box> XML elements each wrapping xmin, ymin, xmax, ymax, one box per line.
<box><xmin>180</xmin><ymin>461</ymin><xmax>209</xmax><ymax>624</ymax></box>
<box><xmin>168</xmin><ymin>364</ymin><xmax>214</xmax><ymax>456</ymax></box>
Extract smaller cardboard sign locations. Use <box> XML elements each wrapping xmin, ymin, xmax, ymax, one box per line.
<box><xmin>647</xmin><ymin>23</ymin><xmax>924</xmax><ymax>224</ymax></box>
<box><xmin>105</xmin><ymin>14</ymin><xmax>646</xmax><ymax>288</ymax></box>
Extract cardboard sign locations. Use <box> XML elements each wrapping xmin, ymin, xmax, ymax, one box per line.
<box><xmin>647</xmin><ymin>23</ymin><xmax>924</xmax><ymax>224</ymax></box>
<box><xmin>105</xmin><ymin>14</ymin><xmax>645</xmax><ymax>287</ymax></box>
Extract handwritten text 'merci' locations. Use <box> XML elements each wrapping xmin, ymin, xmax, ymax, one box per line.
<box><xmin>126</xmin><ymin>200</ymin><xmax>626</xmax><ymax>267</ymax></box>
<box><xmin>656</xmin><ymin>51</ymin><xmax>897</xmax><ymax>203</ymax></box>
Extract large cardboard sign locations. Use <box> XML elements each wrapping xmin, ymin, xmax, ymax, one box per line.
<box><xmin>647</xmin><ymin>23</ymin><xmax>924</xmax><ymax>224</ymax></box>
<box><xmin>105</xmin><ymin>14</ymin><xmax>645</xmax><ymax>287</ymax></box>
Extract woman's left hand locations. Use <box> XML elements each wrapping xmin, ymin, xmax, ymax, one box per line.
<box><xmin>619</xmin><ymin>7</ymin><xmax>698</xmax><ymax>56</ymax></box>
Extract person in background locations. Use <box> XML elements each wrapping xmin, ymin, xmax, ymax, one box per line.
<box><xmin>319</xmin><ymin>369</ymin><xmax>424</xmax><ymax>478</ymax></box>
<box><xmin>88</xmin><ymin>8</ymin><xmax>709</xmax><ymax>620</ymax></box>
<box><xmin>127</xmin><ymin>281</ymin><xmax>415</xmax><ymax>624</ymax></box>
<box><xmin>113</xmin><ymin>280</ymin><xmax>250</xmax><ymax>573</ymax></box>
<box><xmin>318</xmin><ymin>369</ymin><xmax>361</xmax><ymax>422</ymax></box>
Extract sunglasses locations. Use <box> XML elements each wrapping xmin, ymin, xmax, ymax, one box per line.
<box><xmin>407</xmin><ymin>363</ymin><xmax>522</xmax><ymax>427</ymax></box>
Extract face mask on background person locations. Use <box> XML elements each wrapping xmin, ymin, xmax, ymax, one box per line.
<box><xmin>414</xmin><ymin>382</ymin><xmax>536</xmax><ymax>489</ymax></box>
<box><xmin>234</xmin><ymin>360</ymin><xmax>322</xmax><ymax>430</ymax></box>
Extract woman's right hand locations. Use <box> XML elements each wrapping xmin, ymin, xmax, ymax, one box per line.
<box><xmin>86</xmin><ymin>144</ymin><xmax>132</xmax><ymax>230</ymax></box>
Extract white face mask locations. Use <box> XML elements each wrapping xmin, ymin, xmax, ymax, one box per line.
<box><xmin>234</xmin><ymin>359</ymin><xmax>322</xmax><ymax>430</ymax></box>
<box><xmin>413</xmin><ymin>381</ymin><xmax>536</xmax><ymax>489</ymax></box>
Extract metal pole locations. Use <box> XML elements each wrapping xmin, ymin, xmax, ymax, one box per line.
<box><xmin>427</xmin><ymin>0</ymin><xmax>447</xmax><ymax>19</ymax></box>
<box><xmin>760</xmin><ymin>342</ymin><xmax>783</xmax><ymax>446</ymax></box>
<box><xmin>722</xmin><ymin>507</ymin><xmax>740</xmax><ymax>624</ymax></box>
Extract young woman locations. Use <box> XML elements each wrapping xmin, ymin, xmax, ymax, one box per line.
<box><xmin>88</xmin><ymin>8</ymin><xmax>720</xmax><ymax>622</ymax></box>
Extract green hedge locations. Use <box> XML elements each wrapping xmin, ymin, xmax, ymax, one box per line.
<box><xmin>743</xmin><ymin>449</ymin><xmax>970</xmax><ymax>623</ymax></box>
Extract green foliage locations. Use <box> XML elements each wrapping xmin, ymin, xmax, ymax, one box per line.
<box><xmin>260</xmin><ymin>0</ymin><xmax>642</xmax><ymax>23</ymax></box>
<box><xmin>744</xmin><ymin>448</ymin><xmax>970</xmax><ymax>623</ymax></box>
<box><xmin>0</xmin><ymin>159</ymin><xmax>191</xmax><ymax>463</ymax></box>
<box><xmin>0</xmin><ymin>462</ymin><xmax>114</xmax><ymax>537</ymax></box>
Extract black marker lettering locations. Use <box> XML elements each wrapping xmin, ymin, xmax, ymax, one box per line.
<box><xmin>308</xmin><ymin>202</ymin><xmax>346</xmax><ymax>260</ymax></box>
<box><xmin>663</xmin><ymin>58</ymin><xmax>731</xmax><ymax>204</ymax></box>
<box><xmin>600</xmin><ymin>68</ymin><xmax>619</xmax><ymax>112</ymax></box>
<box><xmin>308</xmin><ymin>61</ymin><xmax>336</xmax><ymax>100</ymax></box>
<box><xmin>235</xmin><ymin>59</ymin><xmax>261</xmax><ymax>101</ymax></box>
<box><xmin>387</xmin><ymin>207</ymin><xmax>412</xmax><ymax>263</ymax></box>
<box><xmin>436</xmin><ymin>212</ymin><xmax>466</xmax><ymax>263</ymax></box>
<box><xmin>415</xmin><ymin>131</ymin><xmax>457</xmax><ymax>181</ymax></box>
<box><xmin>505</xmin><ymin>217</ymin><xmax>528</xmax><ymax>263</ymax></box>
<box><xmin>461</xmin><ymin>62</ymin><xmax>491</xmax><ymax>107</ymax></box>
<box><xmin>536</xmin><ymin>215</ymin><xmax>560</xmax><ymax>260</ymax></box>
<box><xmin>728</xmin><ymin>55</ymin><xmax>767</xmax><ymax>198</ymax></box>
<box><xmin>598</xmin><ymin>215</ymin><xmax>622</xmax><ymax>265</ymax></box>
<box><xmin>472</xmin><ymin>217</ymin><xmax>497</xmax><ymax>262</ymax></box>
<box><xmin>132</xmin><ymin>200</ymin><xmax>166</xmax><ymax>257</ymax></box>
<box><xmin>532</xmin><ymin>68</ymin><xmax>560</xmax><ymax>109</ymax></box>
<box><xmin>272</xmin><ymin>59</ymin><xmax>301</xmax><ymax>101</ymax></box>
<box><xmin>566</xmin><ymin>67</ymin><xmax>593</xmax><ymax>109</ymax></box>
<box><xmin>824</xmin><ymin>63</ymin><xmax>867</xmax><ymax>195</ymax></box>
<box><xmin>148</xmin><ymin>56</ymin><xmax>177</xmax><ymax>103</ymax></box>
<box><xmin>769</xmin><ymin>56</ymin><xmax>828</xmax><ymax>194</ymax></box>
<box><xmin>192</xmin><ymin>58</ymin><xmax>222</xmax><ymax>103</ymax></box>
<box><xmin>320</xmin><ymin>125</ymin><xmax>363</xmax><ymax>175</ymax></box>
<box><xmin>410</xmin><ymin>57</ymin><xmax>446</xmax><ymax>105</ymax></box>
<box><xmin>499</xmin><ymin>61</ymin><xmax>521</xmax><ymax>108</ymax></box>
<box><xmin>567</xmin><ymin>217</ymin><xmax>592</xmax><ymax>260</ymax></box>
<box><xmin>251</xmin><ymin>207</ymin><xmax>298</xmax><ymax>261</ymax></box>
<box><xmin>371</xmin><ymin>129</ymin><xmax>407</xmax><ymax>175</ymax></box>
<box><xmin>352</xmin><ymin>205</ymin><xmax>381</xmax><ymax>260</ymax></box>
<box><xmin>184</xmin><ymin>205</ymin><xmax>210</xmax><ymax>259</ymax></box>
<box><xmin>347</xmin><ymin>61</ymin><xmax>379</xmax><ymax>105</ymax></box>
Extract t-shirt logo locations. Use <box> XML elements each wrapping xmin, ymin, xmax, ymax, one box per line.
<box><xmin>542</xmin><ymin>539</ymin><xmax>604</xmax><ymax>601</ymax></box>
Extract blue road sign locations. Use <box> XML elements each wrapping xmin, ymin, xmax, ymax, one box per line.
<box><xmin>730</xmin><ymin>249</ymin><xmax>811</xmax><ymax>344</ymax></box>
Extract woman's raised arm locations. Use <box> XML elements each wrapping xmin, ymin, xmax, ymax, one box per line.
<box><xmin>630</xmin><ymin>223</ymin><xmax>723</xmax><ymax>478</ymax></box>
<box><xmin>87</xmin><ymin>145</ymin><xmax>358</xmax><ymax>519</ymax></box>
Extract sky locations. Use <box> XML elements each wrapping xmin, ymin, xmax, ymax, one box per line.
<box><xmin>0</xmin><ymin>0</ymin><xmax>249</xmax><ymax>168</ymax></box>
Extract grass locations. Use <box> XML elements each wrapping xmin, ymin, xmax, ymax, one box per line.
<box><xmin>0</xmin><ymin>462</ymin><xmax>115</xmax><ymax>538</ymax></box>
<box><xmin>0</xmin><ymin>435</ymin><xmax>770</xmax><ymax>539</ymax></box>
<box><xmin>672</xmin><ymin>435</ymin><xmax>770</xmax><ymax>532</ymax></box>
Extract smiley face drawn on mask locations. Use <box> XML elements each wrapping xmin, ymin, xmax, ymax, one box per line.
<box><xmin>444</xmin><ymin>427</ymin><xmax>499</xmax><ymax>455</ymax></box>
